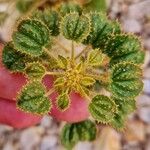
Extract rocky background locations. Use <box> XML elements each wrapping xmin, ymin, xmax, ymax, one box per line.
<box><xmin>0</xmin><ymin>0</ymin><xmax>150</xmax><ymax>150</ymax></box>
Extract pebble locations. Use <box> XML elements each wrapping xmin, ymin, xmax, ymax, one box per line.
<box><xmin>143</xmin><ymin>79</ymin><xmax>150</xmax><ymax>94</ymax></box>
<box><xmin>2</xmin><ymin>142</ymin><xmax>16</xmax><ymax>150</ymax></box>
<box><xmin>144</xmin><ymin>68</ymin><xmax>150</xmax><ymax>79</ymax></box>
<box><xmin>74</xmin><ymin>142</ymin><xmax>93</xmax><ymax>150</ymax></box>
<box><xmin>137</xmin><ymin>94</ymin><xmax>150</xmax><ymax>107</ymax></box>
<box><xmin>94</xmin><ymin>127</ymin><xmax>121</xmax><ymax>150</ymax></box>
<box><xmin>146</xmin><ymin>140</ymin><xmax>150</xmax><ymax>150</ymax></box>
<box><xmin>40</xmin><ymin>116</ymin><xmax>52</xmax><ymax>128</ymax></box>
<box><xmin>124</xmin><ymin>120</ymin><xmax>145</xmax><ymax>142</ymax></box>
<box><xmin>123</xmin><ymin>19</ymin><xmax>142</xmax><ymax>33</ymax></box>
<box><xmin>123</xmin><ymin>141</ymin><xmax>142</xmax><ymax>150</ymax></box>
<box><xmin>20</xmin><ymin>127</ymin><xmax>44</xmax><ymax>150</ymax></box>
<box><xmin>139</xmin><ymin>107</ymin><xmax>150</xmax><ymax>124</ymax></box>
<box><xmin>143</xmin><ymin>51</ymin><xmax>150</xmax><ymax>68</ymax></box>
<box><xmin>144</xmin><ymin>38</ymin><xmax>150</xmax><ymax>51</ymax></box>
<box><xmin>128</xmin><ymin>1</ymin><xmax>150</xmax><ymax>19</ymax></box>
<box><xmin>40</xmin><ymin>135</ymin><xmax>58</xmax><ymax>150</ymax></box>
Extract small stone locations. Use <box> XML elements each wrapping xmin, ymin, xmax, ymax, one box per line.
<box><xmin>143</xmin><ymin>51</ymin><xmax>150</xmax><ymax>68</ymax></box>
<box><xmin>128</xmin><ymin>1</ymin><xmax>150</xmax><ymax>19</ymax></box>
<box><xmin>144</xmin><ymin>23</ymin><xmax>150</xmax><ymax>37</ymax></box>
<box><xmin>40</xmin><ymin>116</ymin><xmax>52</xmax><ymax>128</ymax></box>
<box><xmin>143</xmin><ymin>79</ymin><xmax>150</xmax><ymax>94</ymax></box>
<box><xmin>0</xmin><ymin>125</ymin><xmax>13</xmax><ymax>133</ymax></box>
<box><xmin>124</xmin><ymin>120</ymin><xmax>145</xmax><ymax>142</ymax></box>
<box><xmin>144</xmin><ymin>68</ymin><xmax>150</xmax><ymax>79</ymax></box>
<box><xmin>40</xmin><ymin>135</ymin><xmax>58</xmax><ymax>150</ymax></box>
<box><xmin>146</xmin><ymin>124</ymin><xmax>150</xmax><ymax>135</ymax></box>
<box><xmin>20</xmin><ymin>127</ymin><xmax>44</xmax><ymax>150</ymax></box>
<box><xmin>122</xmin><ymin>19</ymin><xmax>142</xmax><ymax>33</ymax></box>
<box><xmin>2</xmin><ymin>142</ymin><xmax>16</xmax><ymax>150</ymax></box>
<box><xmin>139</xmin><ymin>107</ymin><xmax>150</xmax><ymax>124</ymax></box>
<box><xmin>137</xmin><ymin>95</ymin><xmax>150</xmax><ymax>107</ymax></box>
<box><xmin>144</xmin><ymin>38</ymin><xmax>150</xmax><ymax>51</ymax></box>
<box><xmin>145</xmin><ymin>140</ymin><xmax>150</xmax><ymax>150</ymax></box>
<box><xmin>123</xmin><ymin>141</ymin><xmax>142</xmax><ymax>150</ymax></box>
<box><xmin>74</xmin><ymin>142</ymin><xmax>93</xmax><ymax>150</ymax></box>
<box><xmin>94</xmin><ymin>127</ymin><xmax>121</xmax><ymax>150</ymax></box>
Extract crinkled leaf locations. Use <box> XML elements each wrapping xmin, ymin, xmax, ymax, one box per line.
<box><xmin>54</xmin><ymin>77</ymin><xmax>65</xmax><ymax>88</ymax></box>
<box><xmin>110</xmin><ymin>62</ymin><xmax>143</xmax><ymax>99</ymax></box>
<box><xmin>61</xmin><ymin>120</ymin><xmax>96</xmax><ymax>149</ymax></box>
<box><xmin>104</xmin><ymin>34</ymin><xmax>145</xmax><ymax>65</ymax></box>
<box><xmin>17</xmin><ymin>81</ymin><xmax>51</xmax><ymax>115</ymax></box>
<box><xmin>59</xmin><ymin>2</ymin><xmax>82</xmax><ymax>16</ymax></box>
<box><xmin>13</xmin><ymin>19</ymin><xmax>50</xmax><ymax>56</ymax></box>
<box><xmin>89</xmin><ymin>95</ymin><xmax>117</xmax><ymax>123</ymax></box>
<box><xmin>81</xmin><ymin>76</ymin><xmax>95</xmax><ymax>86</ymax></box>
<box><xmin>2</xmin><ymin>42</ymin><xmax>27</xmax><ymax>72</ymax></box>
<box><xmin>57</xmin><ymin>55</ymin><xmax>68</xmax><ymax>69</ymax></box>
<box><xmin>113</xmin><ymin>97</ymin><xmax>136</xmax><ymax>115</ymax></box>
<box><xmin>84</xmin><ymin>13</ymin><xmax>121</xmax><ymax>49</ymax></box>
<box><xmin>110</xmin><ymin>97</ymin><xmax>136</xmax><ymax>130</ymax></box>
<box><xmin>32</xmin><ymin>9</ymin><xmax>60</xmax><ymax>36</ymax></box>
<box><xmin>111</xmin><ymin>113</ymin><xmax>126</xmax><ymax>130</ymax></box>
<box><xmin>76</xmin><ymin>84</ymin><xmax>90</xmax><ymax>98</ymax></box>
<box><xmin>83</xmin><ymin>0</ymin><xmax>106</xmax><ymax>12</ymax></box>
<box><xmin>61</xmin><ymin>13</ymin><xmax>91</xmax><ymax>42</ymax></box>
<box><xmin>25</xmin><ymin>62</ymin><xmax>45</xmax><ymax>80</ymax></box>
<box><xmin>110</xmin><ymin>50</ymin><xmax>145</xmax><ymax>66</ymax></box>
<box><xmin>87</xmin><ymin>49</ymin><xmax>104</xmax><ymax>67</ymax></box>
<box><xmin>56</xmin><ymin>92</ymin><xmax>70</xmax><ymax>111</ymax></box>
<box><xmin>16</xmin><ymin>0</ymin><xmax>34</xmax><ymax>13</ymax></box>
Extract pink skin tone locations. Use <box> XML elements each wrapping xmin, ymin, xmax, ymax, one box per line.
<box><xmin>0</xmin><ymin>44</ymin><xmax>89</xmax><ymax>128</ymax></box>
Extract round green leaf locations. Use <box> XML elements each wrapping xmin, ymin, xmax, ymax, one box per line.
<box><xmin>84</xmin><ymin>12</ymin><xmax>121</xmax><ymax>49</ymax></box>
<box><xmin>32</xmin><ymin>9</ymin><xmax>60</xmax><ymax>36</ymax></box>
<box><xmin>56</xmin><ymin>92</ymin><xmax>70</xmax><ymax>111</ymax></box>
<box><xmin>89</xmin><ymin>95</ymin><xmax>117</xmax><ymax>123</ymax></box>
<box><xmin>110</xmin><ymin>97</ymin><xmax>136</xmax><ymax>130</ymax></box>
<box><xmin>110</xmin><ymin>62</ymin><xmax>143</xmax><ymax>99</ymax></box>
<box><xmin>17</xmin><ymin>81</ymin><xmax>51</xmax><ymax>115</ymax></box>
<box><xmin>59</xmin><ymin>2</ymin><xmax>82</xmax><ymax>16</ymax></box>
<box><xmin>25</xmin><ymin>62</ymin><xmax>46</xmax><ymax>80</ymax></box>
<box><xmin>104</xmin><ymin>34</ymin><xmax>145</xmax><ymax>65</ymax></box>
<box><xmin>87</xmin><ymin>49</ymin><xmax>104</xmax><ymax>67</ymax></box>
<box><xmin>61</xmin><ymin>120</ymin><xmax>96</xmax><ymax>149</ymax></box>
<box><xmin>13</xmin><ymin>19</ymin><xmax>50</xmax><ymax>56</ymax></box>
<box><xmin>61</xmin><ymin>13</ymin><xmax>91</xmax><ymax>42</ymax></box>
<box><xmin>2</xmin><ymin>42</ymin><xmax>26</xmax><ymax>72</ymax></box>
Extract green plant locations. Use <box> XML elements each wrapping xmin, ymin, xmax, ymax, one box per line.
<box><xmin>2</xmin><ymin>2</ymin><xmax>144</xmax><ymax>149</ymax></box>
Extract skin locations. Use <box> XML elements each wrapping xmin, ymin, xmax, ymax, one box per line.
<box><xmin>0</xmin><ymin>44</ymin><xmax>89</xmax><ymax>128</ymax></box>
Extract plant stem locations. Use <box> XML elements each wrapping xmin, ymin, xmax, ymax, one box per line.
<box><xmin>87</xmin><ymin>73</ymin><xmax>109</xmax><ymax>84</ymax></box>
<box><xmin>54</xmin><ymin>38</ymin><xmax>69</xmax><ymax>53</ymax></box>
<box><xmin>46</xmin><ymin>71</ymin><xmax>64</xmax><ymax>76</ymax></box>
<box><xmin>43</xmin><ymin>47</ymin><xmax>53</xmax><ymax>58</ymax></box>
<box><xmin>75</xmin><ymin>45</ymin><xmax>90</xmax><ymax>60</ymax></box>
<box><xmin>71</xmin><ymin>41</ymin><xmax>75</xmax><ymax>61</ymax></box>
<box><xmin>45</xmin><ymin>88</ymin><xmax>55</xmax><ymax>97</ymax></box>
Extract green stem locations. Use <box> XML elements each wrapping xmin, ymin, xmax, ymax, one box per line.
<box><xmin>87</xmin><ymin>73</ymin><xmax>110</xmax><ymax>85</ymax></box>
<box><xmin>46</xmin><ymin>71</ymin><xmax>64</xmax><ymax>76</ymax></box>
<box><xmin>71</xmin><ymin>40</ymin><xmax>75</xmax><ymax>61</ymax></box>
<box><xmin>43</xmin><ymin>47</ymin><xmax>53</xmax><ymax>58</ymax></box>
<box><xmin>75</xmin><ymin>45</ymin><xmax>90</xmax><ymax>60</ymax></box>
<box><xmin>54</xmin><ymin>38</ymin><xmax>69</xmax><ymax>53</ymax></box>
<box><xmin>45</xmin><ymin>88</ymin><xmax>55</xmax><ymax>97</ymax></box>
